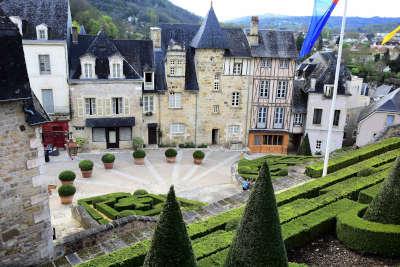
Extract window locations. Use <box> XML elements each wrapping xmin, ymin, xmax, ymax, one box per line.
<box><xmin>260</xmin><ymin>58</ymin><xmax>272</xmax><ymax>68</ymax></box>
<box><xmin>36</xmin><ymin>24</ymin><xmax>48</xmax><ymax>40</ymax></box>
<box><xmin>170</xmin><ymin>123</ymin><xmax>185</xmax><ymax>135</ymax></box>
<box><xmin>112</xmin><ymin>97</ymin><xmax>123</xmax><ymax>114</ymax></box>
<box><xmin>360</xmin><ymin>85</ymin><xmax>368</xmax><ymax>96</ymax></box>
<box><xmin>112</xmin><ymin>63</ymin><xmax>122</xmax><ymax>78</ymax></box>
<box><xmin>119</xmin><ymin>127</ymin><xmax>132</xmax><ymax>141</ymax></box>
<box><xmin>257</xmin><ymin>107</ymin><xmax>267</xmax><ymax>128</ymax></box>
<box><xmin>41</xmin><ymin>89</ymin><xmax>54</xmax><ymax>114</ymax></box>
<box><xmin>38</xmin><ymin>55</ymin><xmax>51</xmax><ymax>74</ymax></box>
<box><xmin>38</xmin><ymin>30</ymin><xmax>46</xmax><ymax>39</ymax></box>
<box><xmin>145</xmin><ymin>73</ymin><xmax>153</xmax><ymax>83</ymax></box>
<box><xmin>143</xmin><ymin>96</ymin><xmax>154</xmax><ymax>113</ymax></box>
<box><xmin>294</xmin><ymin>113</ymin><xmax>303</xmax><ymax>126</ymax></box>
<box><xmin>75</xmin><ymin>127</ymin><xmax>85</xmax><ymax>131</ymax></box>
<box><xmin>387</xmin><ymin>115</ymin><xmax>395</xmax><ymax>126</ymax></box>
<box><xmin>228</xmin><ymin>125</ymin><xmax>240</xmax><ymax>135</ymax></box>
<box><xmin>84</xmin><ymin>63</ymin><xmax>93</xmax><ymax>78</ymax></box>
<box><xmin>214</xmin><ymin>74</ymin><xmax>220</xmax><ymax>91</ymax></box>
<box><xmin>92</xmin><ymin>128</ymin><xmax>106</xmax><ymax>142</ymax></box>
<box><xmin>170</xmin><ymin>59</ymin><xmax>175</xmax><ymax>65</ymax></box>
<box><xmin>232</xmin><ymin>92</ymin><xmax>240</xmax><ymax>107</ymax></box>
<box><xmin>254</xmin><ymin>135</ymin><xmax>262</xmax><ymax>145</ymax></box>
<box><xmin>213</xmin><ymin>105</ymin><xmax>220</xmax><ymax>114</ymax></box>
<box><xmin>277</xmin><ymin>81</ymin><xmax>288</xmax><ymax>98</ymax></box>
<box><xmin>316</xmin><ymin>140</ymin><xmax>322</xmax><ymax>150</ymax></box>
<box><xmin>255</xmin><ymin>135</ymin><xmax>283</xmax><ymax>146</ymax></box>
<box><xmin>259</xmin><ymin>80</ymin><xmax>269</xmax><ymax>98</ymax></box>
<box><xmin>333</xmin><ymin>110</ymin><xmax>341</xmax><ymax>126</ymax></box>
<box><xmin>169</xmin><ymin>93</ymin><xmax>182</xmax><ymax>108</ymax></box>
<box><xmin>233</xmin><ymin>63</ymin><xmax>242</xmax><ymax>75</ymax></box>
<box><xmin>279</xmin><ymin>59</ymin><xmax>289</xmax><ymax>69</ymax></box>
<box><xmin>313</xmin><ymin>108</ymin><xmax>323</xmax><ymax>125</ymax></box>
<box><xmin>170</xmin><ymin>66</ymin><xmax>175</xmax><ymax>76</ymax></box>
<box><xmin>324</xmin><ymin>85</ymin><xmax>333</xmax><ymax>97</ymax></box>
<box><xmin>85</xmin><ymin>98</ymin><xmax>96</xmax><ymax>115</ymax></box>
<box><xmin>274</xmin><ymin>107</ymin><xmax>284</xmax><ymax>128</ymax></box>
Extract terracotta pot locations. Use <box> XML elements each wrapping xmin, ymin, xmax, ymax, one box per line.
<box><xmin>103</xmin><ymin>162</ymin><xmax>114</xmax><ymax>169</ymax></box>
<box><xmin>81</xmin><ymin>170</ymin><xmax>92</xmax><ymax>178</ymax></box>
<box><xmin>60</xmin><ymin>195</ymin><xmax>74</xmax><ymax>205</ymax></box>
<box><xmin>194</xmin><ymin>158</ymin><xmax>203</xmax><ymax>165</ymax></box>
<box><xmin>134</xmin><ymin>158</ymin><xmax>145</xmax><ymax>165</ymax></box>
<box><xmin>166</xmin><ymin>157</ymin><xmax>176</xmax><ymax>163</ymax></box>
<box><xmin>60</xmin><ymin>180</ymin><xmax>74</xmax><ymax>185</ymax></box>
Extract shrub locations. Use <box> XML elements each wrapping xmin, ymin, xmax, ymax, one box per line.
<box><xmin>101</xmin><ymin>153</ymin><xmax>115</xmax><ymax>163</ymax></box>
<box><xmin>58</xmin><ymin>170</ymin><xmax>76</xmax><ymax>182</ymax></box>
<box><xmin>277</xmin><ymin>169</ymin><xmax>289</xmax><ymax>177</ymax></box>
<box><xmin>238</xmin><ymin>166</ymin><xmax>254</xmax><ymax>175</ymax></box>
<box><xmin>357</xmin><ymin>168</ymin><xmax>374</xmax><ymax>177</ymax></box>
<box><xmin>133</xmin><ymin>150</ymin><xmax>146</xmax><ymax>159</ymax></box>
<box><xmin>225</xmin><ymin>162</ymin><xmax>288</xmax><ymax>266</ymax></box>
<box><xmin>298</xmin><ymin>134</ymin><xmax>312</xmax><ymax>156</ymax></box>
<box><xmin>79</xmin><ymin>160</ymin><xmax>94</xmax><ymax>171</ymax></box>
<box><xmin>197</xmin><ymin>144</ymin><xmax>208</xmax><ymax>148</ymax></box>
<box><xmin>193</xmin><ymin>150</ymin><xmax>205</xmax><ymax>159</ymax></box>
<box><xmin>132</xmin><ymin>137</ymin><xmax>144</xmax><ymax>151</ymax></box>
<box><xmin>165</xmin><ymin>148</ymin><xmax>177</xmax><ymax>158</ymax></box>
<box><xmin>225</xmin><ymin>218</ymin><xmax>240</xmax><ymax>231</ymax></box>
<box><xmin>58</xmin><ymin>184</ymin><xmax>76</xmax><ymax>197</ymax></box>
<box><xmin>143</xmin><ymin>186</ymin><xmax>196</xmax><ymax>266</ymax></box>
<box><xmin>134</xmin><ymin>189</ymin><xmax>149</xmax><ymax>196</ymax></box>
<box><xmin>75</xmin><ymin>137</ymin><xmax>86</xmax><ymax>147</ymax></box>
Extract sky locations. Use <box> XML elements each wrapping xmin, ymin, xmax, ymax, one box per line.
<box><xmin>170</xmin><ymin>0</ymin><xmax>400</xmax><ymax>21</ymax></box>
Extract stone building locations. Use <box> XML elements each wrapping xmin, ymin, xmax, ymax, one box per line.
<box><xmin>0</xmin><ymin>0</ymin><xmax>72</xmax><ymax>148</ymax></box>
<box><xmin>68</xmin><ymin>31</ymin><xmax>154</xmax><ymax>149</ymax></box>
<box><xmin>0</xmin><ymin>9</ymin><xmax>52</xmax><ymax>266</ymax></box>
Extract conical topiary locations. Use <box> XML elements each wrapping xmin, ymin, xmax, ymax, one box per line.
<box><xmin>298</xmin><ymin>133</ymin><xmax>312</xmax><ymax>156</ymax></box>
<box><xmin>143</xmin><ymin>186</ymin><xmax>196</xmax><ymax>267</ymax></box>
<box><xmin>363</xmin><ymin>157</ymin><xmax>400</xmax><ymax>225</ymax></box>
<box><xmin>224</xmin><ymin>162</ymin><xmax>288</xmax><ymax>267</ymax></box>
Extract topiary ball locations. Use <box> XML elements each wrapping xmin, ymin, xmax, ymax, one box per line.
<box><xmin>133</xmin><ymin>149</ymin><xmax>146</xmax><ymax>159</ymax></box>
<box><xmin>165</xmin><ymin>148</ymin><xmax>177</xmax><ymax>158</ymax></box>
<box><xmin>79</xmin><ymin>160</ymin><xmax>94</xmax><ymax>171</ymax></box>
<box><xmin>101</xmin><ymin>153</ymin><xmax>115</xmax><ymax>163</ymax></box>
<box><xmin>133</xmin><ymin>189</ymin><xmax>149</xmax><ymax>196</ymax></box>
<box><xmin>58</xmin><ymin>170</ymin><xmax>76</xmax><ymax>181</ymax></box>
<box><xmin>58</xmin><ymin>184</ymin><xmax>76</xmax><ymax>197</ymax></box>
<box><xmin>357</xmin><ymin>168</ymin><xmax>375</xmax><ymax>177</ymax></box>
<box><xmin>193</xmin><ymin>150</ymin><xmax>205</xmax><ymax>159</ymax></box>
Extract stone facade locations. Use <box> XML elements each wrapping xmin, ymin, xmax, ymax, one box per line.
<box><xmin>0</xmin><ymin>101</ymin><xmax>53</xmax><ymax>266</ymax></box>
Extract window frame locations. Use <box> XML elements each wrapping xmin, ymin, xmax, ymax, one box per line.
<box><xmin>231</xmin><ymin>92</ymin><xmax>240</xmax><ymax>107</ymax></box>
<box><xmin>333</xmin><ymin>110</ymin><xmax>341</xmax><ymax>126</ymax></box>
<box><xmin>213</xmin><ymin>74</ymin><xmax>220</xmax><ymax>91</ymax></box>
<box><xmin>228</xmin><ymin>125</ymin><xmax>240</xmax><ymax>135</ymax></box>
<box><xmin>233</xmin><ymin>63</ymin><xmax>243</xmax><ymax>76</ymax></box>
<box><xmin>293</xmin><ymin>113</ymin><xmax>303</xmax><ymax>126</ymax></box>
<box><xmin>85</xmin><ymin>98</ymin><xmax>96</xmax><ymax>116</ymax></box>
<box><xmin>170</xmin><ymin>123</ymin><xmax>185</xmax><ymax>135</ymax></box>
<box><xmin>259</xmin><ymin>80</ymin><xmax>270</xmax><ymax>98</ymax></box>
<box><xmin>38</xmin><ymin>54</ymin><xmax>51</xmax><ymax>75</ymax></box>
<box><xmin>92</xmin><ymin>128</ymin><xmax>106</xmax><ymax>142</ymax></box>
<box><xmin>316</xmin><ymin>140</ymin><xmax>322</xmax><ymax>150</ymax></box>
<box><xmin>313</xmin><ymin>108</ymin><xmax>323</xmax><ymax>125</ymax></box>
<box><xmin>257</xmin><ymin>107</ymin><xmax>267</xmax><ymax>128</ymax></box>
<box><xmin>279</xmin><ymin>59</ymin><xmax>289</xmax><ymax>69</ymax></box>
<box><xmin>212</xmin><ymin>105</ymin><xmax>220</xmax><ymax>114</ymax></box>
<box><xmin>41</xmin><ymin>89</ymin><xmax>54</xmax><ymax>114</ymax></box>
<box><xmin>84</xmin><ymin>63</ymin><xmax>94</xmax><ymax>79</ymax></box>
<box><xmin>111</xmin><ymin>63</ymin><xmax>122</xmax><ymax>78</ymax></box>
<box><xmin>260</xmin><ymin>58</ymin><xmax>272</xmax><ymax>68</ymax></box>
<box><xmin>112</xmin><ymin>97</ymin><xmax>124</xmax><ymax>115</ymax></box>
<box><xmin>277</xmin><ymin>80</ymin><xmax>288</xmax><ymax>99</ymax></box>
<box><xmin>168</xmin><ymin>93</ymin><xmax>182</xmax><ymax>109</ymax></box>
<box><xmin>274</xmin><ymin>107</ymin><xmax>285</xmax><ymax>129</ymax></box>
<box><xmin>119</xmin><ymin>127</ymin><xmax>132</xmax><ymax>141</ymax></box>
<box><xmin>143</xmin><ymin>95</ymin><xmax>154</xmax><ymax>113</ymax></box>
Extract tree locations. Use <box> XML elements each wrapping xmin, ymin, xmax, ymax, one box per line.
<box><xmin>296</xmin><ymin>33</ymin><xmax>304</xmax><ymax>52</ymax></box>
<box><xmin>224</xmin><ymin>162</ymin><xmax>288</xmax><ymax>267</ymax></box>
<box><xmin>389</xmin><ymin>55</ymin><xmax>400</xmax><ymax>73</ymax></box>
<box><xmin>298</xmin><ymin>134</ymin><xmax>312</xmax><ymax>156</ymax></box>
<box><xmin>143</xmin><ymin>186</ymin><xmax>196</xmax><ymax>267</ymax></box>
<box><xmin>363</xmin><ymin>157</ymin><xmax>400</xmax><ymax>225</ymax></box>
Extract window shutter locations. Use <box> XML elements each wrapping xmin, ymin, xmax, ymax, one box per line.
<box><xmin>105</xmin><ymin>99</ymin><xmax>111</xmax><ymax>115</ymax></box>
<box><xmin>77</xmin><ymin>98</ymin><xmax>84</xmax><ymax>117</ymax></box>
<box><xmin>97</xmin><ymin>98</ymin><xmax>104</xmax><ymax>116</ymax></box>
<box><xmin>124</xmin><ymin>98</ymin><xmax>130</xmax><ymax>115</ymax></box>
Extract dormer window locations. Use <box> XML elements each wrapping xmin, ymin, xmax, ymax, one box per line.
<box><xmin>80</xmin><ymin>54</ymin><xmax>97</xmax><ymax>79</ymax></box>
<box><xmin>109</xmin><ymin>54</ymin><xmax>125</xmax><ymax>79</ymax></box>
<box><xmin>324</xmin><ymin>85</ymin><xmax>333</xmax><ymax>97</ymax></box>
<box><xmin>36</xmin><ymin>24</ymin><xmax>48</xmax><ymax>40</ymax></box>
<box><xmin>144</xmin><ymin>72</ymin><xmax>154</xmax><ymax>90</ymax></box>
<box><xmin>112</xmin><ymin>63</ymin><xmax>122</xmax><ymax>78</ymax></box>
<box><xmin>84</xmin><ymin>63</ymin><xmax>94</xmax><ymax>78</ymax></box>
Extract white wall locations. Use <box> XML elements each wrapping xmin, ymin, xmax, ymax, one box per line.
<box><xmin>346</xmin><ymin>76</ymin><xmax>370</xmax><ymax>109</ymax></box>
<box><xmin>23</xmin><ymin>41</ymin><xmax>70</xmax><ymax>115</ymax></box>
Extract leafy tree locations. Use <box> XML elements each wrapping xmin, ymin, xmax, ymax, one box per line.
<box><xmin>224</xmin><ymin>162</ymin><xmax>288</xmax><ymax>267</ymax></box>
<box><xmin>143</xmin><ymin>186</ymin><xmax>196</xmax><ymax>267</ymax></box>
<box><xmin>298</xmin><ymin>134</ymin><xmax>312</xmax><ymax>156</ymax></box>
<box><xmin>389</xmin><ymin>56</ymin><xmax>400</xmax><ymax>73</ymax></box>
<box><xmin>296</xmin><ymin>33</ymin><xmax>304</xmax><ymax>52</ymax></box>
<box><xmin>364</xmin><ymin>157</ymin><xmax>400</xmax><ymax>225</ymax></box>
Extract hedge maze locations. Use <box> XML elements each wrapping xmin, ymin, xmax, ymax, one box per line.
<box><xmin>78</xmin><ymin>192</ymin><xmax>205</xmax><ymax>224</ymax></box>
<box><xmin>79</xmin><ymin>137</ymin><xmax>400</xmax><ymax>267</ymax></box>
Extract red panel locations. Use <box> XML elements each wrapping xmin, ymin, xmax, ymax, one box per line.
<box><xmin>42</xmin><ymin>121</ymin><xmax>69</xmax><ymax>148</ymax></box>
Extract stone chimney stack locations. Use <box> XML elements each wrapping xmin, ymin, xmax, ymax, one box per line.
<box><xmin>247</xmin><ymin>16</ymin><xmax>259</xmax><ymax>46</ymax></box>
<box><xmin>150</xmin><ymin>27</ymin><xmax>162</xmax><ymax>49</ymax></box>
<box><xmin>72</xmin><ymin>26</ymin><xmax>78</xmax><ymax>44</ymax></box>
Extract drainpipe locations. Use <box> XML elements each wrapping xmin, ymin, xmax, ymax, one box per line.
<box><xmin>158</xmin><ymin>92</ymin><xmax>162</xmax><ymax>145</ymax></box>
<box><xmin>194</xmin><ymin>92</ymin><xmax>198</xmax><ymax>146</ymax></box>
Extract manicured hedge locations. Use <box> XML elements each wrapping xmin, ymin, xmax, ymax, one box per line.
<box><xmin>305</xmin><ymin>137</ymin><xmax>400</xmax><ymax>178</ymax></box>
<box><xmin>192</xmin><ymin>230</ymin><xmax>233</xmax><ymax>260</ymax></box>
<box><xmin>337</xmin><ymin>206</ymin><xmax>400</xmax><ymax>257</ymax></box>
<box><xmin>358</xmin><ymin>183</ymin><xmax>382</xmax><ymax>204</ymax></box>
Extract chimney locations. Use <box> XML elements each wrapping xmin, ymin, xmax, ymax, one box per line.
<box><xmin>247</xmin><ymin>16</ymin><xmax>259</xmax><ymax>46</ymax></box>
<box><xmin>72</xmin><ymin>27</ymin><xmax>78</xmax><ymax>44</ymax></box>
<box><xmin>150</xmin><ymin>27</ymin><xmax>162</xmax><ymax>49</ymax></box>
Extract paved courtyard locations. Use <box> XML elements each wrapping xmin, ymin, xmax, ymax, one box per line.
<box><xmin>41</xmin><ymin>149</ymin><xmax>242</xmax><ymax>237</ymax></box>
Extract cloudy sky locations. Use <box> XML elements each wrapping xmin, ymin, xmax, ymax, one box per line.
<box><xmin>170</xmin><ymin>0</ymin><xmax>400</xmax><ymax>21</ymax></box>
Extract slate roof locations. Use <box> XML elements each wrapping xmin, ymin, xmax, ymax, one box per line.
<box><xmin>359</xmin><ymin>88</ymin><xmax>400</xmax><ymax>122</ymax></box>
<box><xmin>69</xmin><ymin>31</ymin><xmax>154</xmax><ymax>80</ymax></box>
<box><xmin>25</xmin><ymin>93</ymin><xmax>51</xmax><ymax>125</ymax></box>
<box><xmin>0</xmin><ymin>0</ymin><xmax>70</xmax><ymax>40</ymax></box>
<box><xmin>372</xmin><ymin>84</ymin><xmax>394</xmax><ymax>99</ymax></box>
<box><xmin>250</xmin><ymin>30</ymin><xmax>297</xmax><ymax>59</ymax></box>
<box><xmin>293</xmin><ymin>80</ymin><xmax>308</xmax><ymax>113</ymax></box>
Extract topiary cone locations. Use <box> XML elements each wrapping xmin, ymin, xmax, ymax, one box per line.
<box><xmin>143</xmin><ymin>186</ymin><xmax>196</xmax><ymax>267</ymax></box>
<box><xmin>224</xmin><ymin>161</ymin><xmax>288</xmax><ymax>267</ymax></box>
<box><xmin>298</xmin><ymin>133</ymin><xmax>312</xmax><ymax>156</ymax></box>
<box><xmin>363</xmin><ymin>157</ymin><xmax>400</xmax><ymax>225</ymax></box>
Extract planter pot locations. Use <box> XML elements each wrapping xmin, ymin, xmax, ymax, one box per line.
<box><xmin>81</xmin><ymin>170</ymin><xmax>92</xmax><ymax>178</ymax></box>
<box><xmin>60</xmin><ymin>180</ymin><xmax>74</xmax><ymax>185</ymax></box>
<box><xmin>166</xmin><ymin>157</ymin><xmax>176</xmax><ymax>163</ymax></box>
<box><xmin>103</xmin><ymin>162</ymin><xmax>114</xmax><ymax>169</ymax></box>
<box><xmin>60</xmin><ymin>195</ymin><xmax>74</xmax><ymax>205</ymax></box>
<box><xmin>134</xmin><ymin>158</ymin><xmax>145</xmax><ymax>165</ymax></box>
<box><xmin>194</xmin><ymin>158</ymin><xmax>203</xmax><ymax>165</ymax></box>
<box><xmin>48</xmin><ymin>184</ymin><xmax>57</xmax><ymax>194</ymax></box>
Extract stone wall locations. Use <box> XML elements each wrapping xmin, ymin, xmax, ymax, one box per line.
<box><xmin>0</xmin><ymin>101</ymin><xmax>53</xmax><ymax>266</ymax></box>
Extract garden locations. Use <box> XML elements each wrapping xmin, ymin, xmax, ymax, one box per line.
<box><xmin>77</xmin><ymin>137</ymin><xmax>400</xmax><ymax>266</ymax></box>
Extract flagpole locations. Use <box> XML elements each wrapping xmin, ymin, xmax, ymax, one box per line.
<box><xmin>322</xmin><ymin>0</ymin><xmax>348</xmax><ymax>177</ymax></box>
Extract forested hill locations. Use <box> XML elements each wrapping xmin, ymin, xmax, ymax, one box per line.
<box><xmin>70</xmin><ymin>0</ymin><xmax>200</xmax><ymax>39</ymax></box>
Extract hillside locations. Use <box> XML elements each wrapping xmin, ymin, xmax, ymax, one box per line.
<box><xmin>70</xmin><ymin>0</ymin><xmax>200</xmax><ymax>39</ymax></box>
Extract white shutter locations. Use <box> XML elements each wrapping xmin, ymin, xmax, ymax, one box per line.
<box><xmin>124</xmin><ymin>98</ymin><xmax>130</xmax><ymax>115</ymax></box>
<box><xmin>97</xmin><ymin>98</ymin><xmax>103</xmax><ymax>116</ymax></box>
<box><xmin>77</xmin><ymin>98</ymin><xmax>84</xmax><ymax>117</ymax></box>
<box><xmin>105</xmin><ymin>99</ymin><xmax>111</xmax><ymax>115</ymax></box>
